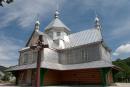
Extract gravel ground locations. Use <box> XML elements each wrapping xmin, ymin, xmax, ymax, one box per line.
<box><xmin>0</xmin><ymin>83</ymin><xmax>130</xmax><ymax>87</ymax></box>
<box><xmin>111</xmin><ymin>83</ymin><xmax>130</xmax><ymax>87</ymax></box>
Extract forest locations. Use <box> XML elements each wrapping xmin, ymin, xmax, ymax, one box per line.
<box><xmin>113</xmin><ymin>57</ymin><xmax>130</xmax><ymax>82</ymax></box>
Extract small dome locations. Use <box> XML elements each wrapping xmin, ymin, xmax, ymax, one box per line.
<box><xmin>36</xmin><ymin>20</ymin><xmax>40</xmax><ymax>25</ymax></box>
<box><xmin>55</xmin><ymin>10</ymin><xmax>60</xmax><ymax>18</ymax></box>
<box><xmin>95</xmin><ymin>16</ymin><xmax>99</xmax><ymax>22</ymax></box>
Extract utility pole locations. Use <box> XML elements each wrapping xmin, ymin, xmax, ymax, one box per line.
<box><xmin>30</xmin><ymin>35</ymin><xmax>48</xmax><ymax>87</ymax></box>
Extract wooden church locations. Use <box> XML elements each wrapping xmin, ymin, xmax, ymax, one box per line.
<box><xmin>7</xmin><ymin>10</ymin><xmax>116</xmax><ymax>86</ymax></box>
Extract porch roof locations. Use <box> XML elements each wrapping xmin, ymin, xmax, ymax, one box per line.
<box><xmin>6</xmin><ymin>60</ymin><xmax>113</xmax><ymax>71</ymax></box>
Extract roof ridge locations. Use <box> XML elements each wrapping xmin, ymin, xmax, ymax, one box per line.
<box><xmin>69</xmin><ymin>28</ymin><xmax>98</xmax><ymax>36</ymax></box>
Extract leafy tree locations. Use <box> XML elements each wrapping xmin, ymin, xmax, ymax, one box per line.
<box><xmin>123</xmin><ymin>57</ymin><xmax>130</xmax><ymax>66</ymax></box>
<box><xmin>2</xmin><ymin>72</ymin><xmax>12</xmax><ymax>81</ymax></box>
<box><xmin>113</xmin><ymin>58</ymin><xmax>130</xmax><ymax>82</ymax></box>
<box><xmin>0</xmin><ymin>0</ymin><xmax>14</xmax><ymax>7</ymax></box>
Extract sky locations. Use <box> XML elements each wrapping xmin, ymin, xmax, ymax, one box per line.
<box><xmin>0</xmin><ymin>0</ymin><xmax>130</xmax><ymax>67</ymax></box>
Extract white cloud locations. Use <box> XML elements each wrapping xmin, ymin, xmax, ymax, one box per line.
<box><xmin>116</xmin><ymin>44</ymin><xmax>130</xmax><ymax>53</ymax></box>
<box><xmin>113</xmin><ymin>43</ymin><xmax>130</xmax><ymax>59</ymax></box>
<box><xmin>0</xmin><ymin>34</ymin><xmax>22</xmax><ymax>67</ymax></box>
<box><xmin>0</xmin><ymin>0</ymin><xmax>128</xmax><ymax>30</ymax></box>
<box><xmin>0</xmin><ymin>0</ymin><xmax>65</xmax><ymax>28</ymax></box>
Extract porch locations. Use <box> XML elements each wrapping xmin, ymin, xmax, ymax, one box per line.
<box><xmin>13</xmin><ymin>68</ymin><xmax>114</xmax><ymax>86</ymax></box>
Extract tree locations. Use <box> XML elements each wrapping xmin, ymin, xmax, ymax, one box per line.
<box><xmin>0</xmin><ymin>0</ymin><xmax>14</xmax><ymax>7</ymax></box>
<box><xmin>2</xmin><ymin>72</ymin><xmax>12</xmax><ymax>81</ymax></box>
<box><xmin>113</xmin><ymin>58</ymin><xmax>130</xmax><ymax>82</ymax></box>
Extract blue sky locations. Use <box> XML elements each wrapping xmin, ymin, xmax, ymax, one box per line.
<box><xmin>0</xmin><ymin>0</ymin><xmax>130</xmax><ymax>66</ymax></box>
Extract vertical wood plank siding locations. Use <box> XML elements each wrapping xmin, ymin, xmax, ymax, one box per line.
<box><xmin>17</xmin><ymin>70</ymin><xmax>27</xmax><ymax>84</ymax></box>
<box><xmin>44</xmin><ymin>69</ymin><xmax>101</xmax><ymax>85</ymax></box>
<box><xmin>44</xmin><ymin>70</ymin><xmax>61</xmax><ymax>85</ymax></box>
<box><xmin>16</xmin><ymin>68</ymin><xmax>113</xmax><ymax>86</ymax></box>
<box><xmin>44</xmin><ymin>48</ymin><xmax>59</xmax><ymax>63</ymax></box>
<box><xmin>26</xmin><ymin>70</ymin><xmax>32</xmax><ymax>85</ymax></box>
<box><xmin>17</xmin><ymin>70</ymin><xmax>32</xmax><ymax>85</ymax></box>
<box><xmin>59</xmin><ymin>44</ymin><xmax>100</xmax><ymax>64</ymax></box>
<box><xmin>100</xmin><ymin>45</ymin><xmax>112</xmax><ymax>63</ymax></box>
<box><xmin>19</xmin><ymin>50</ymin><xmax>38</xmax><ymax>65</ymax></box>
<box><xmin>28</xmin><ymin>31</ymin><xmax>39</xmax><ymax>47</ymax></box>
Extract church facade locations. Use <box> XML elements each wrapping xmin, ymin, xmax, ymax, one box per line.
<box><xmin>7</xmin><ymin>11</ymin><xmax>115</xmax><ymax>86</ymax></box>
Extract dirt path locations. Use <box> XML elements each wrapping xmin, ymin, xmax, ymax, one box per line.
<box><xmin>0</xmin><ymin>83</ymin><xmax>130</xmax><ymax>87</ymax></box>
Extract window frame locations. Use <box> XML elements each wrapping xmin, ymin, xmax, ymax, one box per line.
<box><xmin>57</xmin><ymin>32</ymin><xmax>61</xmax><ymax>36</ymax></box>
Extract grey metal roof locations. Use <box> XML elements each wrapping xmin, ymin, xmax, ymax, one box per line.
<box><xmin>45</xmin><ymin>18</ymin><xmax>70</xmax><ymax>31</ymax></box>
<box><xmin>7</xmin><ymin>27</ymin><xmax>109</xmax><ymax>72</ymax></box>
<box><xmin>19</xmin><ymin>31</ymin><xmax>59</xmax><ymax>52</ymax></box>
<box><xmin>26</xmin><ymin>27</ymin><xmax>102</xmax><ymax>50</ymax></box>
<box><xmin>25</xmin><ymin>29</ymin><xmax>43</xmax><ymax>47</ymax></box>
<box><xmin>64</xmin><ymin>29</ymin><xmax>103</xmax><ymax>49</ymax></box>
<box><xmin>7</xmin><ymin>60</ymin><xmax>113</xmax><ymax>71</ymax></box>
<box><xmin>6</xmin><ymin>63</ymin><xmax>36</xmax><ymax>71</ymax></box>
<box><xmin>41</xmin><ymin>60</ymin><xmax>113</xmax><ymax>70</ymax></box>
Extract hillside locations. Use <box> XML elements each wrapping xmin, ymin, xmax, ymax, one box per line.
<box><xmin>123</xmin><ymin>57</ymin><xmax>130</xmax><ymax>67</ymax></box>
<box><xmin>0</xmin><ymin>66</ymin><xmax>7</xmax><ymax>72</ymax></box>
<box><xmin>112</xmin><ymin>57</ymin><xmax>130</xmax><ymax>82</ymax></box>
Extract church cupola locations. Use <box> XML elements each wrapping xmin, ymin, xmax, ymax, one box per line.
<box><xmin>54</xmin><ymin>10</ymin><xmax>60</xmax><ymax>18</ymax></box>
<box><xmin>35</xmin><ymin>20</ymin><xmax>40</xmax><ymax>31</ymax></box>
<box><xmin>44</xmin><ymin>10</ymin><xmax>71</xmax><ymax>40</ymax></box>
<box><xmin>95</xmin><ymin>15</ymin><xmax>101</xmax><ymax>30</ymax></box>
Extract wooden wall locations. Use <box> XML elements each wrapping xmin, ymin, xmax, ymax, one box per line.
<box><xmin>100</xmin><ymin>44</ymin><xmax>112</xmax><ymax>63</ymax></box>
<box><xmin>15</xmin><ymin>68</ymin><xmax>114</xmax><ymax>86</ymax></box>
<box><xmin>43</xmin><ymin>70</ymin><xmax>61</xmax><ymax>85</ymax></box>
<box><xmin>44</xmin><ymin>48</ymin><xmax>59</xmax><ymax>63</ymax></box>
<box><xmin>17</xmin><ymin>70</ymin><xmax>33</xmax><ymax>86</ymax></box>
<box><xmin>17</xmin><ymin>70</ymin><xmax>27</xmax><ymax>85</ymax></box>
<box><xmin>44</xmin><ymin>69</ymin><xmax>101</xmax><ymax>85</ymax></box>
<box><xmin>59</xmin><ymin>44</ymin><xmax>101</xmax><ymax>64</ymax></box>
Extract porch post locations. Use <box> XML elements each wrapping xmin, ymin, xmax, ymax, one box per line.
<box><xmin>40</xmin><ymin>69</ymin><xmax>48</xmax><ymax>86</ymax></box>
<box><xmin>100</xmin><ymin>68</ymin><xmax>109</xmax><ymax>86</ymax></box>
<box><xmin>40</xmin><ymin>68</ymin><xmax>44</xmax><ymax>86</ymax></box>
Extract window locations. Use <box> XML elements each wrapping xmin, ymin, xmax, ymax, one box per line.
<box><xmin>48</xmin><ymin>32</ymin><xmax>53</xmax><ymax>38</ymax></box>
<box><xmin>32</xmin><ymin>51</ymin><xmax>37</xmax><ymax>63</ymax></box>
<box><xmin>81</xmin><ymin>48</ymin><xmax>88</xmax><ymax>62</ymax></box>
<box><xmin>23</xmin><ymin>53</ymin><xmax>28</xmax><ymax>64</ymax></box>
<box><xmin>57</xmin><ymin>32</ymin><xmax>61</xmax><ymax>36</ymax></box>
